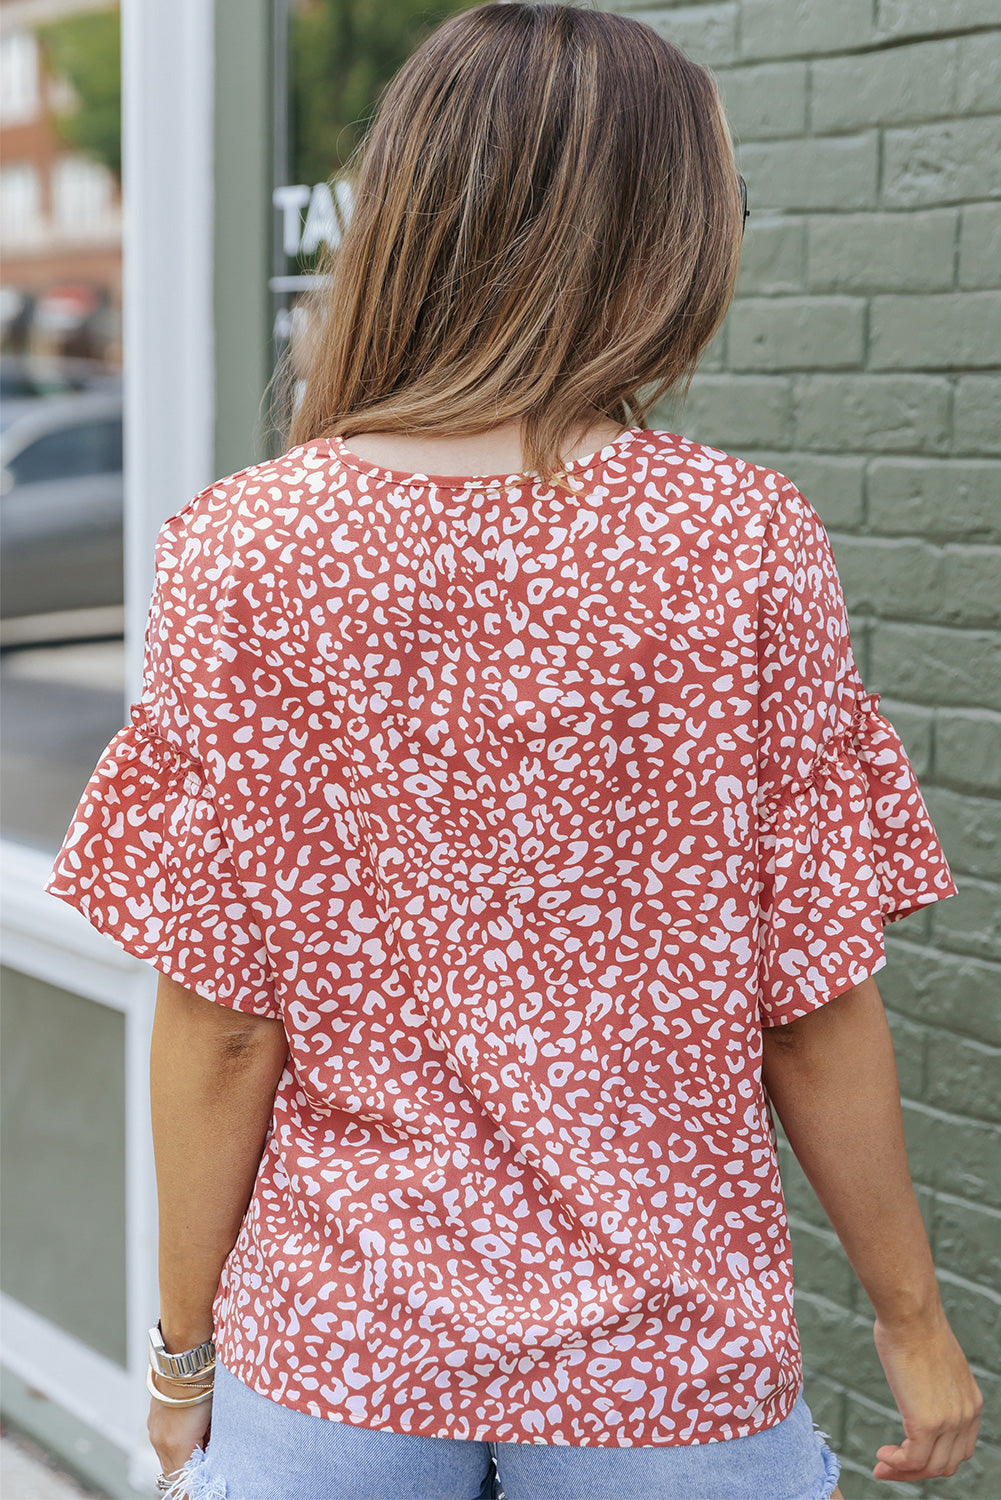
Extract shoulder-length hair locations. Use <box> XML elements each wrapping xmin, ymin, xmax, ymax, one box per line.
<box><xmin>276</xmin><ymin>1</ymin><xmax>743</xmax><ymax>485</ymax></box>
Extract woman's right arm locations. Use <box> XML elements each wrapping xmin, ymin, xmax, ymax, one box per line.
<box><xmin>760</xmin><ymin>975</ymin><xmax>983</xmax><ymax>1485</ymax></box>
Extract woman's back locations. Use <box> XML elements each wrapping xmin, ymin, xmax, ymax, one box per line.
<box><xmin>45</xmin><ymin>422</ymin><xmax>954</xmax><ymax>1446</ymax></box>
<box><xmin>41</xmin><ymin>7</ymin><xmax>980</xmax><ymax>1490</ymax></box>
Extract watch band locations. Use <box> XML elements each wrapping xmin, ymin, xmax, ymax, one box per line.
<box><xmin>147</xmin><ymin>1320</ymin><xmax>216</xmax><ymax>1380</ymax></box>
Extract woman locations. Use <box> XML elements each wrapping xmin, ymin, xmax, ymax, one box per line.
<box><xmin>44</xmin><ymin>5</ymin><xmax>982</xmax><ymax>1498</ymax></box>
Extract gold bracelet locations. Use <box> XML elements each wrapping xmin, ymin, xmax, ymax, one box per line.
<box><xmin>147</xmin><ymin>1355</ymin><xmax>215</xmax><ymax>1388</ymax></box>
<box><xmin>146</xmin><ymin>1365</ymin><xmax>215</xmax><ymax>1407</ymax></box>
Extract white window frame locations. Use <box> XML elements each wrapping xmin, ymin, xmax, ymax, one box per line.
<box><xmin>0</xmin><ymin>1</ymin><xmax>215</xmax><ymax>1491</ymax></box>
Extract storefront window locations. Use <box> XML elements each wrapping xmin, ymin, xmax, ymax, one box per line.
<box><xmin>269</xmin><ymin>0</ymin><xmax>469</xmax><ymax>441</ymax></box>
<box><xmin>0</xmin><ymin>3</ymin><xmax>124</xmax><ymax>852</ymax></box>
<box><xmin>2</xmin><ymin>0</ymin><xmax>477</xmax><ymax>852</ymax></box>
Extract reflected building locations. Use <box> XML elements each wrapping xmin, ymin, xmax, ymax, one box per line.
<box><xmin>0</xmin><ymin>1</ymin><xmax>122</xmax><ymax>369</ymax></box>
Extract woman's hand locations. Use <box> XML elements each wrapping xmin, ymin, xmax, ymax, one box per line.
<box><xmin>147</xmin><ymin>1373</ymin><xmax>213</xmax><ymax>1497</ymax></box>
<box><xmin>872</xmin><ymin>1305</ymin><xmax>983</xmax><ymax>1482</ymax></box>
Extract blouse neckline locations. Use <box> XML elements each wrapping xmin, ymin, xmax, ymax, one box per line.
<box><xmin>323</xmin><ymin>425</ymin><xmax>647</xmax><ymax>489</ymax></box>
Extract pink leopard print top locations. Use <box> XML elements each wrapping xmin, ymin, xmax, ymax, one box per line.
<box><xmin>45</xmin><ymin>427</ymin><xmax>956</xmax><ymax>1446</ymax></box>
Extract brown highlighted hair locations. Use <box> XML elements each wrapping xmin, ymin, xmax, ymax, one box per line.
<box><xmin>277</xmin><ymin>2</ymin><xmax>744</xmax><ymax>484</ymax></box>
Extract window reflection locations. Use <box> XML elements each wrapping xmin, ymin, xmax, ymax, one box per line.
<box><xmin>7</xmin><ymin>413</ymin><xmax>121</xmax><ymax>484</ymax></box>
<box><xmin>270</xmin><ymin>0</ymin><xmax>472</xmax><ymax>444</ymax></box>
<box><xmin>1</xmin><ymin>3</ymin><xmax>124</xmax><ymax>852</ymax></box>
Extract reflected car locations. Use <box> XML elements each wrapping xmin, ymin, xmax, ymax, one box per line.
<box><xmin>0</xmin><ymin>355</ymin><xmax>121</xmax><ymax>434</ymax></box>
<box><xmin>1</xmin><ymin>392</ymin><xmax>124</xmax><ymax>646</ymax></box>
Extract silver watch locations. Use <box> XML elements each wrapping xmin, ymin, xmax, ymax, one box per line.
<box><xmin>147</xmin><ymin>1319</ymin><xmax>216</xmax><ymax>1380</ymax></box>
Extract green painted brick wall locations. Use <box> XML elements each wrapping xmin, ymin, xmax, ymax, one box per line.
<box><xmin>609</xmin><ymin>2</ymin><xmax>1001</xmax><ymax>1495</ymax></box>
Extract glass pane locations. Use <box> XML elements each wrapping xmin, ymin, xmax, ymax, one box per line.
<box><xmin>269</xmin><ymin>0</ymin><xmax>471</xmax><ymax>450</ymax></box>
<box><xmin>0</xmin><ymin>966</ymin><xmax>128</xmax><ymax>1367</ymax></box>
<box><xmin>1</xmin><ymin>7</ymin><xmax>125</xmax><ymax>852</ymax></box>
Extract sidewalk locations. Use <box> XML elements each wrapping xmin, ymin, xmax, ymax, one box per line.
<box><xmin>1</xmin><ymin>1427</ymin><xmax>108</xmax><ymax>1499</ymax></box>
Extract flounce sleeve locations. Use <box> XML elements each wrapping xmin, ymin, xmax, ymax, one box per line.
<box><xmin>43</xmin><ymin>702</ymin><xmax>279</xmax><ymax>1020</ymax></box>
<box><xmin>757</xmin><ymin>688</ymin><xmax>958</xmax><ymax>1028</ymax></box>
<box><xmin>754</xmin><ymin>480</ymin><xmax>958</xmax><ymax>1029</ymax></box>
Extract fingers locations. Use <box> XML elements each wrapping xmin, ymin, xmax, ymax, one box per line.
<box><xmin>873</xmin><ymin>1430</ymin><xmax>937</xmax><ymax>1479</ymax></box>
<box><xmin>874</xmin><ymin>1421</ymin><xmax>980</xmax><ymax>1482</ymax></box>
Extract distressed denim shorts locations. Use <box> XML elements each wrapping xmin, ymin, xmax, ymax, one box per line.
<box><xmin>162</xmin><ymin>1359</ymin><xmax>841</xmax><ymax>1500</ymax></box>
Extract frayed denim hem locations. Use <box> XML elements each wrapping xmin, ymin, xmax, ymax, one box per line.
<box><xmin>811</xmin><ymin>1423</ymin><xmax>842</xmax><ymax>1500</ymax></box>
<box><xmin>159</xmin><ymin>1441</ymin><xmax>228</xmax><ymax>1500</ymax></box>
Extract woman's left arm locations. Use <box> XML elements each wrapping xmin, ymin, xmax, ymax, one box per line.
<box><xmin>147</xmin><ymin>973</ymin><xmax>288</xmax><ymax>1475</ymax></box>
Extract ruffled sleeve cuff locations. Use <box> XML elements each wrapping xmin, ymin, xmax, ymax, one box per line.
<box><xmin>757</xmin><ymin>690</ymin><xmax>958</xmax><ymax>1028</ymax></box>
<box><xmin>42</xmin><ymin>703</ymin><xmax>280</xmax><ymax>1020</ymax></box>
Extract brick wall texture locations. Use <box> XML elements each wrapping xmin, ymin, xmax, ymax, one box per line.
<box><xmin>611</xmin><ymin>2</ymin><xmax>1001</xmax><ymax>1495</ymax></box>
